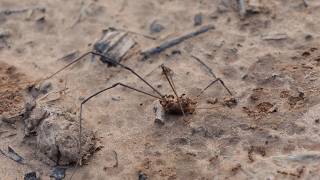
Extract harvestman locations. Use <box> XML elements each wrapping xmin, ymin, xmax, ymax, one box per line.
<box><xmin>0</xmin><ymin>50</ymin><xmax>234</xmax><ymax>171</ymax></box>
<box><xmin>40</xmin><ymin>51</ymin><xmax>233</xmax><ymax>162</ymax></box>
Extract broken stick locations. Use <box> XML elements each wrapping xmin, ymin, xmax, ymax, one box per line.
<box><xmin>0</xmin><ymin>7</ymin><xmax>45</xmax><ymax>16</ymax></box>
<box><xmin>0</xmin><ymin>146</ymin><xmax>26</xmax><ymax>164</ymax></box>
<box><xmin>141</xmin><ymin>25</ymin><xmax>215</xmax><ymax>59</ymax></box>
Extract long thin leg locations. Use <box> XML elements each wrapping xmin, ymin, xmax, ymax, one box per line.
<box><xmin>160</xmin><ymin>64</ymin><xmax>185</xmax><ymax>116</ymax></box>
<box><xmin>196</xmin><ymin>78</ymin><xmax>232</xmax><ymax>98</ymax></box>
<box><xmin>190</xmin><ymin>55</ymin><xmax>216</xmax><ymax>78</ymax></box>
<box><xmin>78</xmin><ymin>82</ymin><xmax>160</xmax><ymax>164</ymax></box>
<box><xmin>44</xmin><ymin>51</ymin><xmax>163</xmax><ymax>98</ymax></box>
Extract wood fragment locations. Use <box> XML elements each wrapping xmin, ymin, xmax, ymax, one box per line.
<box><xmin>113</xmin><ymin>150</ymin><xmax>118</xmax><ymax>168</ymax></box>
<box><xmin>262</xmin><ymin>33</ymin><xmax>288</xmax><ymax>41</ymax></box>
<box><xmin>141</xmin><ymin>25</ymin><xmax>215</xmax><ymax>59</ymax></box>
<box><xmin>153</xmin><ymin>101</ymin><xmax>165</xmax><ymax>125</ymax></box>
<box><xmin>0</xmin><ymin>146</ymin><xmax>26</xmax><ymax>164</ymax></box>
<box><xmin>94</xmin><ymin>28</ymin><xmax>136</xmax><ymax>64</ymax></box>
<box><xmin>36</xmin><ymin>87</ymin><xmax>68</xmax><ymax>103</ymax></box>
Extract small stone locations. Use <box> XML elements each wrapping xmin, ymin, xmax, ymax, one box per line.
<box><xmin>305</xmin><ymin>34</ymin><xmax>313</xmax><ymax>41</ymax></box>
<box><xmin>138</xmin><ymin>171</ymin><xmax>148</xmax><ymax>180</ymax></box>
<box><xmin>194</xmin><ymin>13</ymin><xmax>203</xmax><ymax>26</ymax></box>
<box><xmin>206</xmin><ymin>97</ymin><xmax>218</xmax><ymax>105</ymax></box>
<box><xmin>150</xmin><ymin>20</ymin><xmax>165</xmax><ymax>33</ymax></box>
<box><xmin>0</xmin><ymin>29</ymin><xmax>10</xmax><ymax>39</ymax></box>
<box><xmin>50</xmin><ymin>167</ymin><xmax>66</xmax><ymax>180</ymax></box>
<box><xmin>24</xmin><ymin>171</ymin><xmax>38</xmax><ymax>180</ymax></box>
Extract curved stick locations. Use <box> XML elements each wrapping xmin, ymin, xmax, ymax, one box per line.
<box><xmin>78</xmin><ymin>82</ymin><xmax>160</xmax><ymax>163</ymax></box>
<box><xmin>196</xmin><ymin>78</ymin><xmax>232</xmax><ymax>98</ymax></box>
<box><xmin>45</xmin><ymin>51</ymin><xmax>163</xmax><ymax>97</ymax></box>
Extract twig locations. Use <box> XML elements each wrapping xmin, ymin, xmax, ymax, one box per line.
<box><xmin>190</xmin><ymin>55</ymin><xmax>216</xmax><ymax>78</ymax></box>
<box><xmin>141</xmin><ymin>25</ymin><xmax>215</xmax><ymax>59</ymax></box>
<box><xmin>113</xmin><ymin>150</ymin><xmax>118</xmax><ymax>168</ymax></box>
<box><xmin>36</xmin><ymin>87</ymin><xmax>69</xmax><ymax>102</ymax></box>
<box><xmin>0</xmin><ymin>146</ymin><xmax>26</xmax><ymax>164</ymax></box>
<box><xmin>262</xmin><ymin>33</ymin><xmax>288</xmax><ymax>41</ymax></box>
<box><xmin>0</xmin><ymin>7</ymin><xmax>45</xmax><ymax>16</ymax></box>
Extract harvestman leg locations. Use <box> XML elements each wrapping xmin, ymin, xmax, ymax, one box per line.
<box><xmin>160</xmin><ymin>64</ymin><xmax>186</xmax><ymax>116</ymax></box>
<box><xmin>196</xmin><ymin>78</ymin><xmax>232</xmax><ymax>98</ymax></box>
<box><xmin>78</xmin><ymin>82</ymin><xmax>160</xmax><ymax>159</ymax></box>
<box><xmin>45</xmin><ymin>51</ymin><xmax>164</xmax><ymax>98</ymax></box>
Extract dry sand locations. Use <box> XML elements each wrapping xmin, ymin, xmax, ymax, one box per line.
<box><xmin>1</xmin><ymin>0</ymin><xmax>320</xmax><ymax>179</ymax></box>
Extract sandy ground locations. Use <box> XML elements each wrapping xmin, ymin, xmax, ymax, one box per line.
<box><xmin>1</xmin><ymin>0</ymin><xmax>320</xmax><ymax>179</ymax></box>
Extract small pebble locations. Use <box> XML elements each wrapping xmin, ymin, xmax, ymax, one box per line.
<box><xmin>24</xmin><ymin>171</ymin><xmax>38</xmax><ymax>180</ymax></box>
<box><xmin>206</xmin><ymin>97</ymin><xmax>218</xmax><ymax>105</ymax></box>
<box><xmin>138</xmin><ymin>171</ymin><xmax>148</xmax><ymax>180</ymax></box>
<box><xmin>0</xmin><ymin>29</ymin><xmax>10</xmax><ymax>39</ymax></box>
<box><xmin>305</xmin><ymin>34</ymin><xmax>313</xmax><ymax>41</ymax></box>
<box><xmin>50</xmin><ymin>166</ymin><xmax>66</xmax><ymax>180</ymax></box>
<box><xmin>150</xmin><ymin>20</ymin><xmax>165</xmax><ymax>33</ymax></box>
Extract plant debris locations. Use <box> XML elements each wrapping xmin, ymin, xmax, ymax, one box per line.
<box><xmin>94</xmin><ymin>27</ymin><xmax>136</xmax><ymax>65</ymax></box>
<box><xmin>0</xmin><ymin>146</ymin><xmax>26</xmax><ymax>164</ymax></box>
